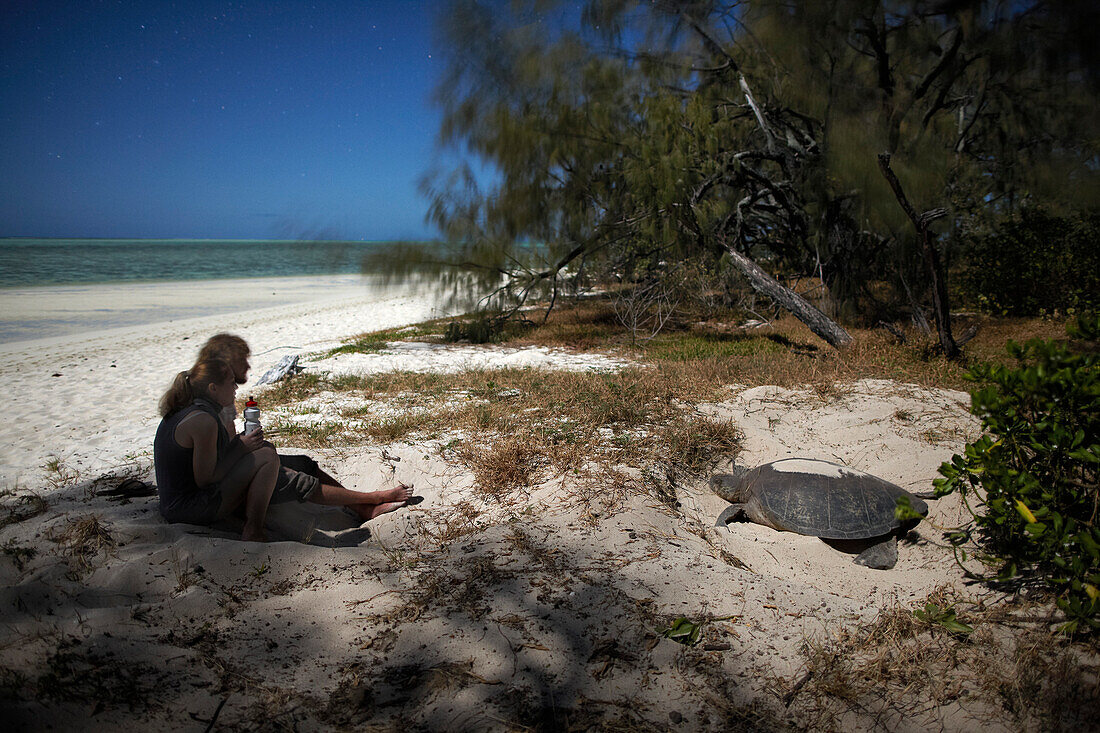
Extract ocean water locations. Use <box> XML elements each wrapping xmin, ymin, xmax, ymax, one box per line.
<box><xmin>0</xmin><ymin>238</ymin><xmax>404</xmax><ymax>287</ymax></box>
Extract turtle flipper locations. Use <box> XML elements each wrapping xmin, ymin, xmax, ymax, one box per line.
<box><xmin>716</xmin><ymin>503</ymin><xmax>747</xmax><ymax>528</ymax></box>
<box><xmin>853</xmin><ymin>535</ymin><xmax>898</xmax><ymax>569</ymax></box>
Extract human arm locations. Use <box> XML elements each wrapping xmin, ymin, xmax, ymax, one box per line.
<box><xmin>177</xmin><ymin>412</ymin><xmax>257</xmax><ymax>487</ymax></box>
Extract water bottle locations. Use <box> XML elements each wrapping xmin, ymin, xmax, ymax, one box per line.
<box><xmin>243</xmin><ymin>397</ymin><xmax>262</xmax><ymax>435</ymax></box>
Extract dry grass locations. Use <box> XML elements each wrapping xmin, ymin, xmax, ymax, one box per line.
<box><xmin>170</xmin><ymin>550</ymin><xmax>199</xmax><ymax>594</ymax></box>
<box><xmin>791</xmin><ymin>587</ymin><xmax>1100</xmax><ymax>731</ymax></box>
<box><xmin>264</xmin><ymin>363</ymin><xmax>744</xmax><ymax>509</ymax></box>
<box><xmin>1</xmin><ymin>538</ymin><xmax>38</xmax><ymax>572</ymax></box>
<box><xmin>266</xmin><ymin>420</ymin><xmax>341</xmax><ymax>449</ymax></box>
<box><xmin>41</xmin><ymin>456</ymin><xmax>80</xmax><ymax>491</ymax></box>
<box><xmin>416</xmin><ymin>501</ymin><xmax>485</xmax><ymax>548</ymax></box>
<box><xmin>259</xmin><ymin>302</ymin><xmax>1064</xmax><ymax>520</ymax></box>
<box><xmin>0</xmin><ymin>488</ymin><xmax>48</xmax><ymax>530</ymax></box>
<box><xmin>514</xmin><ymin>302</ymin><xmax>1072</xmax><ymax>391</ymax></box>
<box><xmin>454</xmin><ymin>434</ymin><xmax>547</xmax><ymax>499</ymax></box>
<box><xmin>661</xmin><ymin>415</ymin><xmax>743</xmax><ymax>475</ymax></box>
<box><xmin>49</xmin><ymin>515</ymin><xmax>116</xmax><ymax>577</ymax></box>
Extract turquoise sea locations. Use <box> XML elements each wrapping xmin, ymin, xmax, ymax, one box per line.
<box><xmin>0</xmin><ymin>238</ymin><xmax>404</xmax><ymax>288</ymax></box>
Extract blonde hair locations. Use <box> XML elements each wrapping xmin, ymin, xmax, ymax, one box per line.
<box><xmin>159</xmin><ymin>359</ymin><xmax>233</xmax><ymax>417</ymax></box>
<box><xmin>197</xmin><ymin>333</ymin><xmax>250</xmax><ymax>363</ymax></box>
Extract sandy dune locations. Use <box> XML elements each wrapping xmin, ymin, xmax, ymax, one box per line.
<box><xmin>4</xmin><ymin>281</ymin><xmax>1070</xmax><ymax>730</ymax></box>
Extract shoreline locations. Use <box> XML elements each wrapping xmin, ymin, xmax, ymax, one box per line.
<box><xmin>0</xmin><ymin>272</ymin><xmax>404</xmax><ymax>346</ymax></box>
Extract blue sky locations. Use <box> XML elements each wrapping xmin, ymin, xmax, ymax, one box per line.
<box><xmin>0</xmin><ymin>1</ymin><xmax>451</xmax><ymax>240</ymax></box>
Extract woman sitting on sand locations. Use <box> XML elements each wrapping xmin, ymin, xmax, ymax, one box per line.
<box><xmin>194</xmin><ymin>332</ymin><xmax>347</xmax><ymax>489</ymax></box>
<box><xmin>154</xmin><ymin>359</ymin><xmax>412</xmax><ymax>541</ymax></box>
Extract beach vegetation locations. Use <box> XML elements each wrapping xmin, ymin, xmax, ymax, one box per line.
<box><xmin>0</xmin><ymin>488</ymin><xmax>49</xmax><ymax>530</ymax></box>
<box><xmin>48</xmin><ymin>515</ymin><xmax>116</xmax><ymax>579</ymax></box>
<box><xmin>326</xmin><ymin>337</ymin><xmax>389</xmax><ymax>356</ymax></box>
<box><xmin>266</xmin><ymin>419</ymin><xmax>341</xmax><ymax>449</ymax></box>
<box><xmin>359</xmin><ymin>411</ymin><xmax>455</xmax><ymax>444</ymax></box>
<box><xmin>659</xmin><ymin>616</ymin><xmax>703</xmax><ymax>647</ymax></box>
<box><xmin>912</xmin><ymin>601</ymin><xmax>974</xmax><ymax>636</ymax></box>
<box><xmin>262</xmin><ymin>309</ymin><xmax>1075</xmax><ymax>524</ymax></box>
<box><xmin>454</xmin><ymin>434</ymin><xmax>546</xmax><ymax>498</ymax></box>
<box><xmin>364</xmin><ymin>1</ymin><xmax>1097</xmax><ymax>359</ymax></box>
<box><xmin>935</xmin><ymin>314</ymin><xmax>1100</xmax><ymax>631</ymax></box>
<box><xmin>41</xmin><ymin>456</ymin><xmax>79</xmax><ymax>491</ymax></box>
<box><xmin>1</xmin><ymin>538</ymin><xmax>37</xmax><ymax>572</ymax></box>
<box><xmin>955</xmin><ymin>208</ymin><xmax>1100</xmax><ymax>317</ymax></box>
<box><xmin>170</xmin><ymin>550</ymin><xmax>200</xmax><ymax>595</ymax></box>
<box><xmin>793</xmin><ymin>586</ymin><xmax>1100</xmax><ymax>730</ymax></box>
<box><xmin>441</xmin><ymin>311</ymin><xmax>541</xmax><ymax>344</ymax></box>
<box><xmin>325</xmin><ymin>319</ymin><xmax>457</xmax><ymax>357</ymax></box>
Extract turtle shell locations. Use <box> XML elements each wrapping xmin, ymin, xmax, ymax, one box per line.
<box><xmin>735</xmin><ymin>458</ymin><xmax>927</xmax><ymax>540</ymax></box>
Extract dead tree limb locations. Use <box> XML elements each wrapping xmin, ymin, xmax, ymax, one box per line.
<box><xmin>877</xmin><ymin>154</ymin><xmax>960</xmax><ymax>359</ymax></box>
<box><xmin>721</xmin><ymin>242</ymin><xmax>852</xmax><ymax>349</ymax></box>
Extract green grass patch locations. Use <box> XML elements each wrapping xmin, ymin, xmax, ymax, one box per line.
<box><xmin>326</xmin><ymin>337</ymin><xmax>389</xmax><ymax>356</ymax></box>
<box><xmin>269</xmin><ymin>420</ymin><xmax>341</xmax><ymax>448</ymax></box>
<box><xmin>642</xmin><ymin>332</ymin><xmax>787</xmax><ymax>361</ymax></box>
<box><xmin>324</xmin><ymin>319</ymin><xmax>455</xmax><ymax>356</ymax></box>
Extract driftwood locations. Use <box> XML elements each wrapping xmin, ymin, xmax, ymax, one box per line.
<box><xmin>723</xmin><ymin>246</ymin><xmax>853</xmax><ymax>349</ymax></box>
<box><xmin>255</xmin><ymin>354</ymin><xmax>302</xmax><ymax>386</ymax></box>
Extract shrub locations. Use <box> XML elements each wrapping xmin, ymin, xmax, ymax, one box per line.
<box><xmin>934</xmin><ymin>315</ymin><xmax>1100</xmax><ymax>631</ymax></box>
<box><xmin>955</xmin><ymin>208</ymin><xmax>1100</xmax><ymax>316</ymax></box>
<box><xmin>443</xmin><ymin>312</ymin><xmax>528</xmax><ymax>343</ymax></box>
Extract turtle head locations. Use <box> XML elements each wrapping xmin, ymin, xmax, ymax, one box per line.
<box><xmin>709</xmin><ymin>471</ymin><xmax>747</xmax><ymax>503</ymax></box>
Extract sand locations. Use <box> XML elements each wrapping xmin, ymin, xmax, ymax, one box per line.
<box><xmin>0</xmin><ymin>274</ymin><xmax>457</xmax><ymax>486</ymax></box>
<box><xmin>1</xmin><ymin>277</ymin><xmax>1068</xmax><ymax>730</ymax></box>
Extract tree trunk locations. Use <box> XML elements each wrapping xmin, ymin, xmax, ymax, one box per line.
<box><xmin>877</xmin><ymin>154</ymin><xmax>959</xmax><ymax>360</ymax></box>
<box><xmin>722</xmin><ymin>245</ymin><xmax>853</xmax><ymax>349</ymax></box>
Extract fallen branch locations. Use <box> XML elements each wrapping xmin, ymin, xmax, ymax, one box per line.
<box><xmin>722</xmin><ymin>244</ymin><xmax>853</xmax><ymax>349</ymax></box>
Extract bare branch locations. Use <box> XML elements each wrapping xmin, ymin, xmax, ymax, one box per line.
<box><xmin>877</xmin><ymin>153</ymin><xmax>959</xmax><ymax>359</ymax></box>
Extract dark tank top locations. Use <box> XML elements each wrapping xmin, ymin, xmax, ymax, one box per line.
<box><xmin>154</xmin><ymin>398</ymin><xmax>232</xmax><ymax>524</ymax></box>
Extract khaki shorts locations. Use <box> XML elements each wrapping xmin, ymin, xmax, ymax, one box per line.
<box><xmin>269</xmin><ymin>454</ymin><xmax>322</xmax><ymax>504</ymax></box>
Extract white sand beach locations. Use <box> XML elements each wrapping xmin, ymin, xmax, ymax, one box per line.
<box><xmin>0</xmin><ymin>274</ymin><xmax>457</xmax><ymax>486</ymax></box>
<box><xmin>0</xmin><ymin>277</ymin><xmax>1087</xmax><ymax>731</ymax></box>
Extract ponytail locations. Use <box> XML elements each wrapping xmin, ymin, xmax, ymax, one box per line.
<box><xmin>158</xmin><ymin>359</ymin><xmax>233</xmax><ymax>417</ymax></box>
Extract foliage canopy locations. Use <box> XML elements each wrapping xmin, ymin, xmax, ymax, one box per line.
<box><xmin>370</xmin><ymin>1</ymin><xmax>1100</xmax><ymax>338</ymax></box>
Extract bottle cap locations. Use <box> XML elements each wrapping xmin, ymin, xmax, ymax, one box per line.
<box><xmin>246</xmin><ymin>396</ymin><xmax>257</xmax><ymax>407</ymax></box>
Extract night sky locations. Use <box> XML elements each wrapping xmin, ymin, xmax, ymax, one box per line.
<box><xmin>0</xmin><ymin>1</ymin><xmax>448</xmax><ymax>240</ymax></box>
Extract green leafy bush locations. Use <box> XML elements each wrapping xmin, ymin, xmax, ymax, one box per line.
<box><xmin>935</xmin><ymin>315</ymin><xmax>1100</xmax><ymax>631</ymax></box>
<box><xmin>955</xmin><ymin>208</ymin><xmax>1100</xmax><ymax>316</ymax></box>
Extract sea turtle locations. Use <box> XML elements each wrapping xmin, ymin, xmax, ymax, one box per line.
<box><xmin>711</xmin><ymin>458</ymin><xmax>928</xmax><ymax>569</ymax></box>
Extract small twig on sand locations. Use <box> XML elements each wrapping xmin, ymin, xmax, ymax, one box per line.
<box><xmin>187</xmin><ymin>696</ymin><xmax>228</xmax><ymax>732</ymax></box>
<box><xmin>783</xmin><ymin>670</ymin><xmax>812</xmax><ymax>707</ymax></box>
<box><xmin>345</xmin><ymin>589</ymin><xmax>400</xmax><ymax>608</ymax></box>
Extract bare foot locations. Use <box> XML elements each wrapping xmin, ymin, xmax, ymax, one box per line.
<box><xmin>378</xmin><ymin>483</ymin><xmax>413</xmax><ymax>503</ymax></box>
<box><xmin>350</xmin><ymin>484</ymin><xmax>414</xmax><ymax>522</ymax></box>
<box><xmin>366</xmin><ymin>501</ymin><xmax>405</xmax><ymax>519</ymax></box>
<box><xmin>241</xmin><ymin>527</ymin><xmax>268</xmax><ymax>542</ymax></box>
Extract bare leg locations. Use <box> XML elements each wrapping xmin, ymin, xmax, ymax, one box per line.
<box><xmin>216</xmin><ymin>447</ymin><xmax>279</xmax><ymax>541</ymax></box>
<box><xmin>307</xmin><ymin>482</ymin><xmax>414</xmax><ymax>522</ymax></box>
<box><xmin>309</xmin><ymin>483</ymin><xmax>412</xmax><ymax>506</ymax></box>
<box><xmin>313</xmin><ymin>466</ymin><xmax>345</xmax><ymax>488</ymax></box>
